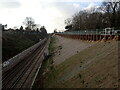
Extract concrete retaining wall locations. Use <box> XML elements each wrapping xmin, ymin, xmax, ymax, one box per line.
<box><xmin>3</xmin><ymin>38</ymin><xmax>46</xmax><ymax>72</ymax></box>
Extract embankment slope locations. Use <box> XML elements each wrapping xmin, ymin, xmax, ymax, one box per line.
<box><xmin>49</xmin><ymin>35</ymin><xmax>118</xmax><ymax>88</ymax></box>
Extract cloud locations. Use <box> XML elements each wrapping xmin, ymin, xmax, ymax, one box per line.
<box><xmin>0</xmin><ymin>0</ymin><xmax>21</xmax><ymax>9</ymax></box>
<box><xmin>83</xmin><ymin>2</ymin><xmax>102</xmax><ymax>13</ymax></box>
<box><xmin>39</xmin><ymin>0</ymin><xmax>103</xmax><ymax>2</ymax></box>
<box><xmin>73</xmin><ymin>3</ymin><xmax>80</xmax><ymax>8</ymax></box>
<box><xmin>48</xmin><ymin>2</ymin><xmax>83</xmax><ymax>16</ymax></box>
<box><xmin>0</xmin><ymin>0</ymin><xmax>101</xmax><ymax>33</ymax></box>
<box><xmin>84</xmin><ymin>3</ymin><xmax>96</xmax><ymax>10</ymax></box>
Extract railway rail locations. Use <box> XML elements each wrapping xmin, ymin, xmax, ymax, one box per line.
<box><xmin>2</xmin><ymin>38</ymin><xmax>49</xmax><ymax>89</ymax></box>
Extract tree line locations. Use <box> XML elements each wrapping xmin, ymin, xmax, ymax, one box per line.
<box><xmin>2</xmin><ymin>17</ymin><xmax>48</xmax><ymax>61</ymax></box>
<box><xmin>65</xmin><ymin>0</ymin><xmax>120</xmax><ymax>31</ymax></box>
<box><xmin>2</xmin><ymin>17</ymin><xmax>47</xmax><ymax>35</ymax></box>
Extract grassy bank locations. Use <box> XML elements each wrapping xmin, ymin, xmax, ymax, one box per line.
<box><xmin>33</xmin><ymin>35</ymin><xmax>57</xmax><ymax>88</ymax></box>
<box><xmin>2</xmin><ymin>32</ymin><xmax>46</xmax><ymax>62</ymax></box>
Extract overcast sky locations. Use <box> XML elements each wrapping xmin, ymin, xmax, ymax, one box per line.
<box><xmin>0</xmin><ymin>0</ymin><xmax>102</xmax><ymax>33</ymax></box>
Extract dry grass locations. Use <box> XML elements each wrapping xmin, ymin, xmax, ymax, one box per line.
<box><xmin>47</xmin><ymin>40</ymin><xmax>118</xmax><ymax>88</ymax></box>
<box><xmin>53</xmin><ymin>35</ymin><xmax>95</xmax><ymax>65</ymax></box>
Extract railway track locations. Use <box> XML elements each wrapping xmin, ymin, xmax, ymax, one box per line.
<box><xmin>2</xmin><ymin>38</ymin><xmax>48</xmax><ymax>89</ymax></box>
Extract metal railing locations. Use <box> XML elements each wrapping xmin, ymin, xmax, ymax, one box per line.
<box><xmin>57</xmin><ymin>29</ymin><xmax>120</xmax><ymax>35</ymax></box>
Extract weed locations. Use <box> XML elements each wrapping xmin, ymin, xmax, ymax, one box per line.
<box><xmin>33</xmin><ymin>35</ymin><xmax>57</xmax><ymax>88</ymax></box>
<box><xmin>79</xmin><ymin>74</ymin><xmax>82</xmax><ymax>79</ymax></box>
<box><xmin>81</xmin><ymin>80</ymin><xmax>85</xmax><ymax>84</ymax></box>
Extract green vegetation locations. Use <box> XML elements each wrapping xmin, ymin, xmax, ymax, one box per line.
<box><xmin>33</xmin><ymin>35</ymin><xmax>57</xmax><ymax>88</ymax></box>
<box><xmin>2</xmin><ymin>32</ymin><xmax>46</xmax><ymax>62</ymax></box>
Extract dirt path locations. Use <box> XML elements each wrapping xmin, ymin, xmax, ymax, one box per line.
<box><xmin>53</xmin><ymin>35</ymin><xmax>96</xmax><ymax>65</ymax></box>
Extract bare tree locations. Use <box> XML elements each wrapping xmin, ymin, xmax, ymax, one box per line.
<box><xmin>102</xmin><ymin>0</ymin><xmax>120</xmax><ymax>14</ymax></box>
<box><xmin>64</xmin><ymin>18</ymin><xmax>73</xmax><ymax>31</ymax></box>
<box><xmin>40</xmin><ymin>26</ymin><xmax>47</xmax><ymax>34</ymax></box>
<box><xmin>101</xmin><ymin>0</ymin><xmax>120</xmax><ymax>27</ymax></box>
<box><xmin>65</xmin><ymin>0</ymin><xmax>120</xmax><ymax>31</ymax></box>
<box><xmin>23</xmin><ymin>17</ymin><xmax>35</xmax><ymax>30</ymax></box>
<box><xmin>65</xmin><ymin>18</ymin><xmax>72</xmax><ymax>26</ymax></box>
<box><xmin>54</xmin><ymin>29</ymin><xmax>57</xmax><ymax>33</ymax></box>
<box><xmin>20</xmin><ymin>26</ymin><xmax>23</xmax><ymax>31</ymax></box>
<box><xmin>32</xmin><ymin>24</ymin><xmax>41</xmax><ymax>31</ymax></box>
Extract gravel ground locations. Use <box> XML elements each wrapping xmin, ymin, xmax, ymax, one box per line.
<box><xmin>53</xmin><ymin>35</ymin><xmax>96</xmax><ymax>65</ymax></box>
